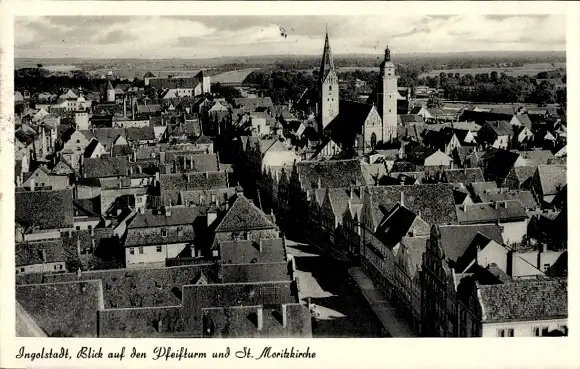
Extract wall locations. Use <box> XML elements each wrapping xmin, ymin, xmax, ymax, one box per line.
<box><xmin>492</xmin><ymin>135</ymin><xmax>510</xmax><ymax>150</ymax></box>
<box><xmin>113</xmin><ymin>120</ymin><xmax>150</xmax><ymax>128</ymax></box>
<box><xmin>481</xmin><ymin>318</ymin><xmax>567</xmax><ymax>337</ymax></box>
<box><xmin>262</xmin><ymin>151</ymin><xmax>297</xmax><ymax>172</ymax></box>
<box><xmin>73</xmin><ymin>218</ymin><xmax>101</xmax><ymax>231</ymax></box>
<box><xmin>476</xmin><ymin>240</ymin><xmax>508</xmax><ymax>272</ymax></box>
<box><xmin>425</xmin><ymin>151</ymin><xmax>453</xmax><ymax>167</ymax></box>
<box><xmin>501</xmin><ymin>220</ymin><xmax>528</xmax><ymax>245</ymax></box>
<box><xmin>16</xmin><ymin>280</ymin><xmax>104</xmax><ymax>337</ymax></box>
<box><xmin>100</xmin><ymin>187</ymin><xmax>147</xmax><ymax>215</ymax></box>
<box><xmin>125</xmin><ymin>243</ymin><xmax>188</xmax><ymax>268</ymax></box>
<box><xmin>16</xmin><ymin>262</ymin><xmax>66</xmax><ymax>275</ymax></box>
<box><xmin>76</xmin><ymin>185</ymin><xmax>101</xmax><ymax>200</ymax></box>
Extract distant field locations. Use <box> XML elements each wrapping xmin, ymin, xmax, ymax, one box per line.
<box><xmin>90</xmin><ymin>68</ymin><xmax>210</xmax><ymax>80</ymax></box>
<box><xmin>419</xmin><ymin>63</ymin><xmax>567</xmax><ymax>78</ymax></box>
<box><xmin>43</xmin><ymin>65</ymin><xmax>80</xmax><ymax>72</ymax></box>
<box><xmin>211</xmin><ymin>68</ymin><xmax>259</xmax><ymax>84</ymax></box>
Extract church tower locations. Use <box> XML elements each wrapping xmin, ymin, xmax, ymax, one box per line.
<box><xmin>380</xmin><ymin>46</ymin><xmax>398</xmax><ymax>142</ymax></box>
<box><xmin>106</xmin><ymin>80</ymin><xmax>115</xmax><ymax>103</ymax></box>
<box><xmin>318</xmin><ymin>31</ymin><xmax>339</xmax><ymax>130</ymax></box>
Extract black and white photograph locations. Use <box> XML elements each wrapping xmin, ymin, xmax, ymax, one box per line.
<box><xmin>9</xmin><ymin>9</ymin><xmax>568</xmax><ymax>341</ymax></box>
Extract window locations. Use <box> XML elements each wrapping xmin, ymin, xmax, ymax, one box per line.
<box><xmin>21</xmin><ymin>268</ymin><xmax>25</xmax><ymax>272</ymax></box>
<box><xmin>129</xmin><ymin>248</ymin><xmax>135</xmax><ymax>255</ymax></box>
<box><xmin>87</xmin><ymin>225</ymin><xmax>92</xmax><ymax>230</ymax></box>
<box><xmin>161</xmin><ymin>229</ymin><xmax>167</xmax><ymax>237</ymax></box>
<box><xmin>76</xmin><ymin>226</ymin><xmax>81</xmax><ymax>230</ymax></box>
<box><xmin>58</xmin><ymin>265</ymin><xmax>63</xmax><ymax>270</ymax></box>
<box><xmin>156</xmin><ymin>246</ymin><xmax>162</xmax><ymax>253</ymax></box>
<box><xmin>76</xmin><ymin>140</ymin><xmax>80</xmax><ymax>143</ymax></box>
<box><xmin>543</xmin><ymin>263</ymin><xmax>550</xmax><ymax>272</ymax></box>
<box><xmin>139</xmin><ymin>247</ymin><xmax>144</xmax><ymax>254</ymax></box>
<box><xmin>507</xmin><ymin>329</ymin><xmax>514</xmax><ymax>337</ymax></box>
<box><xmin>532</xmin><ymin>327</ymin><xmax>540</xmax><ymax>336</ymax></box>
<box><xmin>542</xmin><ymin>326</ymin><xmax>549</xmax><ymax>336</ymax></box>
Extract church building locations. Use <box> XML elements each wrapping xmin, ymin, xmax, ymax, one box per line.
<box><xmin>318</xmin><ymin>32</ymin><xmax>399</xmax><ymax>153</ymax></box>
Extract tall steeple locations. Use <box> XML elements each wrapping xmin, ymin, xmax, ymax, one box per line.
<box><xmin>318</xmin><ymin>29</ymin><xmax>339</xmax><ymax>130</ymax></box>
<box><xmin>381</xmin><ymin>44</ymin><xmax>398</xmax><ymax>143</ymax></box>
<box><xmin>318</xmin><ymin>31</ymin><xmax>336</xmax><ymax>85</ymax></box>
<box><xmin>385</xmin><ymin>45</ymin><xmax>391</xmax><ymax>62</ymax></box>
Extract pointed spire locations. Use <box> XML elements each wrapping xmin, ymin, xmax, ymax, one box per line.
<box><xmin>106</xmin><ymin>80</ymin><xmax>114</xmax><ymax>91</ymax></box>
<box><xmin>385</xmin><ymin>45</ymin><xmax>391</xmax><ymax>62</ymax></box>
<box><xmin>319</xmin><ymin>30</ymin><xmax>336</xmax><ymax>84</ymax></box>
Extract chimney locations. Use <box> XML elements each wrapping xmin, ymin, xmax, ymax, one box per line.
<box><xmin>400</xmin><ymin>191</ymin><xmax>405</xmax><ymax>207</ymax></box>
<box><xmin>281</xmin><ymin>304</ymin><xmax>288</xmax><ymax>328</ymax></box>
<box><xmin>139</xmin><ymin>206</ymin><xmax>145</xmax><ymax>214</ymax></box>
<box><xmin>350</xmin><ymin>188</ymin><xmax>354</xmax><ymax>200</ymax></box>
<box><xmin>123</xmin><ymin>96</ymin><xmax>127</xmax><ymax>118</ymax></box>
<box><xmin>165</xmin><ymin>203</ymin><xmax>172</xmax><ymax>217</ymax></box>
<box><xmin>76</xmin><ymin>236</ymin><xmax>81</xmax><ymax>258</ymax></box>
<box><xmin>256</xmin><ymin>307</ymin><xmax>263</xmax><ymax>330</ymax></box>
<box><xmin>41</xmin><ymin>249</ymin><xmax>47</xmax><ymax>262</ymax></box>
<box><xmin>131</xmin><ymin>96</ymin><xmax>135</xmax><ymax>120</ymax></box>
<box><xmin>317</xmin><ymin>177</ymin><xmax>321</xmax><ymax>189</ymax></box>
<box><xmin>90</xmin><ymin>237</ymin><xmax>95</xmax><ymax>252</ymax></box>
<box><xmin>29</xmin><ymin>177</ymin><xmax>35</xmax><ymax>191</ymax></box>
<box><xmin>155</xmin><ymin>171</ymin><xmax>160</xmax><ymax>183</ymax></box>
<box><xmin>494</xmin><ymin>201</ymin><xmax>499</xmax><ymax>210</ymax></box>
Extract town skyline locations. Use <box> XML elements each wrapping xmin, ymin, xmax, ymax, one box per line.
<box><xmin>16</xmin><ymin>15</ymin><xmax>565</xmax><ymax>59</ymax></box>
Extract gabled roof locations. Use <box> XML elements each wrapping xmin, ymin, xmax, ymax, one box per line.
<box><xmin>15</xmin><ymin>189</ymin><xmax>74</xmax><ymax>230</ymax></box>
<box><xmin>517</xmin><ymin>150</ymin><xmax>555</xmax><ymax>166</ymax></box>
<box><xmin>220</xmin><ymin>238</ymin><xmax>286</xmax><ymax>264</ymax></box>
<box><xmin>366</xmin><ymin>184</ymin><xmax>458</xmax><ymax>227</ymax></box>
<box><xmin>456</xmin><ymin>200</ymin><xmax>528</xmax><ymax>224</ymax></box>
<box><xmin>485</xmin><ymin>120</ymin><xmax>514</xmax><ymax>136</ymax></box>
<box><xmin>128</xmin><ymin>207</ymin><xmax>203</xmax><ymax>228</ymax></box>
<box><xmin>15</xmin><ymin>239</ymin><xmax>67</xmax><ymax>267</ymax></box>
<box><xmin>513</xmin><ymin>114</ymin><xmax>532</xmax><ymax>130</ymax></box>
<box><xmin>215</xmin><ymin>194</ymin><xmax>277</xmax><ymax>233</ymax></box>
<box><xmin>375</xmin><ymin>204</ymin><xmax>430</xmax><ymax>248</ymax></box>
<box><xmin>443</xmin><ymin>168</ymin><xmax>484</xmax><ymax>185</ymax></box>
<box><xmin>478</xmin><ymin>278</ymin><xmax>567</xmax><ymax>323</ymax></box>
<box><xmin>126</xmin><ymin>127</ymin><xmax>155</xmax><ymax>142</ymax></box>
<box><xmin>437</xmin><ymin>224</ymin><xmax>504</xmax><ymax>263</ymax></box>
<box><xmin>513</xmin><ymin>166</ymin><xmax>536</xmax><ymax>185</ymax></box>
<box><xmin>479</xmin><ymin>190</ymin><xmax>538</xmax><ymax>210</ymax></box>
<box><xmin>83</xmin><ymin>156</ymin><xmax>129</xmax><ymax>179</ymax></box>
<box><xmin>537</xmin><ymin>164</ymin><xmax>566</xmax><ymax>197</ymax></box>
<box><xmin>297</xmin><ymin>159</ymin><xmax>366</xmax><ymax>189</ymax></box>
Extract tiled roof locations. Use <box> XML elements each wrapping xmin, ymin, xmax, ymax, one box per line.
<box><xmin>220</xmin><ymin>238</ymin><xmax>286</xmax><ymax>265</ymax></box>
<box><xmin>437</xmin><ymin>224</ymin><xmax>504</xmax><ymax>262</ymax></box>
<box><xmin>165</xmin><ymin>153</ymin><xmax>218</xmax><ymax>172</ymax></box>
<box><xmin>297</xmin><ymin>159</ymin><xmax>366</xmax><ymax>189</ymax></box>
<box><xmin>126</xmin><ymin>127</ymin><xmax>155</xmax><ymax>142</ymax></box>
<box><xmin>443</xmin><ymin>168</ymin><xmax>484</xmax><ymax>185</ymax></box>
<box><xmin>125</xmin><ymin>227</ymin><xmax>196</xmax><ymax>247</ymax></box>
<box><xmin>478</xmin><ymin>278</ymin><xmax>567</xmax><ymax>323</ymax></box>
<box><xmin>483</xmin><ymin>149</ymin><xmax>521</xmax><ymax>180</ymax></box>
<box><xmin>399</xmin><ymin>114</ymin><xmax>424</xmax><ymax>124</ymax></box>
<box><xmin>537</xmin><ymin>164</ymin><xmax>566</xmax><ymax>197</ymax></box>
<box><xmin>517</xmin><ymin>150</ymin><xmax>555</xmax><ymax>166</ymax></box>
<box><xmin>327</xmin><ymin>188</ymin><xmax>361</xmax><ymax>221</ymax></box>
<box><xmin>83</xmin><ymin>157</ymin><xmax>129</xmax><ymax>179</ymax></box>
<box><xmin>233</xmin><ymin>97</ymin><xmax>274</xmax><ymax>111</ymax></box>
<box><xmin>215</xmin><ymin>194</ymin><xmax>278</xmax><ymax>233</ymax></box>
<box><xmin>375</xmin><ymin>205</ymin><xmax>430</xmax><ymax>248</ymax></box>
<box><xmin>16</xmin><ymin>189</ymin><xmax>74</xmax><ymax>230</ymax></box>
<box><xmin>160</xmin><ymin>172</ymin><xmax>228</xmax><ymax>192</ymax></box>
<box><xmin>479</xmin><ymin>190</ymin><xmax>538</xmax><ymax>210</ymax></box>
<box><xmin>180</xmin><ymin>188</ymin><xmax>237</xmax><ymax>207</ymax></box>
<box><xmin>513</xmin><ymin>166</ymin><xmax>536</xmax><ymax>186</ymax></box>
<box><xmin>15</xmin><ymin>239</ymin><xmax>67</xmax><ymax>266</ymax></box>
<box><xmin>470</xmin><ymin>181</ymin><xmax>499</xmax><ymax>198</ymax></box>
<box><xmin>513</xmin><ymin>114</ymin><xmax>533</xmax><ymax>129</ymax></box>
<box><xmin>221</xmin><ymin>262</ymin><xmax>291</xmax><ymax>284</ymax></box>
<box><xmin>456</xmin><ymin>200</ymin><xmax>528</xmax><ymax>224</ymax></box>
<box><xmin>366</xmin><ymin>184</ymin><xmax>458</xmax><ymax>227</ymax></box>
<box><xmin>485</xmin><ymin>120</ymin><xmax>514</xmax><ymax>136</ymax></box>
<box><xmin>202</xmin><ymin>303</ymin><xmax>311</xmax><ymax>338</ymax></box>
<box><xmin>136</xmin><ymin>104</ymin><xmax>161</xmax><ymax>114</ymax></box>
<box><xmin>128</xmin><ymin>207</ymin><xmax>204</xmax><ymax>228</ymax></box>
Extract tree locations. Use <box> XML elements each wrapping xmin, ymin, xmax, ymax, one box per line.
<box><xmin>427</xmin><ymin>95</ymin><xmax>443</xmax><ymax>109</ymax></box>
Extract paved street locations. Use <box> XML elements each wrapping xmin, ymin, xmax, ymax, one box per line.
<box><xmin>285</xmin><ymin>239</ymin><xmax>383</xmax><ymax>338</ymax></box>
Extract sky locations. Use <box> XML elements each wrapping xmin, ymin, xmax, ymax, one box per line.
<box><xmin>15</xmin><ymin>15</ymin><xmax>566</xmax><ymax>59</ymax></box>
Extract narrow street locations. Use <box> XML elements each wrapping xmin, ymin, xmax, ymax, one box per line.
<box><xmin>285</xmin><ymin>238</ymin><xmax>384</xmax><ymax>338</ymax></box>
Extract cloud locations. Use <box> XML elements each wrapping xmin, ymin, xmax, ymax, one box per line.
<box><xmin>15</xmin><ymin>15</ymin><xmax>566</xmax><ymax>59</ymax></box>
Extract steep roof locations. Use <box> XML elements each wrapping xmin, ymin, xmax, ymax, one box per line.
<box><xmin>220</xmin><ymin>238</ymin><xmax>286</xmax><ymax>265</ymax></box>
<box><xmin>214</xmin><ymin>194</ymin><xmax>277</xmax><ymax>233</ymax></box>
<box><xmin>485</xmin><ymin>120</ymin><xmax>513</xmax><ymax>136</ymax></box>
<box><xmin>15</xmin><ymin>189</ymin><xmax>74</xmax><ymax>230</ymax></box>
<box><xmin>375</xmin><ymin>205</ymin><xmax>430</xmax><ymax>248</ymax></box>
<box><xmin>366</xmin><ymin>184</ymin><xmax>458</xmax><ymax>227</ymax></box>
<box><xmin>126</xmin><ymin>127</ymin><xmax>155</xmax><ymax>142</ymax></box>
<box><xmin>318</xmin><ymin>32</ymin><xmax>336</xmax><ymax>84</ymax></box>
<box><xmin>513</xmin><ymin>166</ymin><xmax>536</xmax><ymax>186</ymax></box>
<box><xmin>15</xmin><ymin>239</ymin><xmax>67</xmax><ymax>267</ymax></box>
<box><xmin>517</xmin><ymin>150</ymin><xmax>555</xmax><ymax>166</ymax></box>
<box><xmin>297</xmin><ymin>159</ymin><xmax>366</xmax><ymax>189</ymax></box>
<box><xmin>456</xmin><ymin>200</ymin><xmax>528</xmax><ymax>224</ymax></box>
<box><xmin>128</xmin><ymin>207</ymin><xmax>203</xmax><ymax>228</ymax></box>
<box><xmin>478</xmin><ymin>278</ymin><xmax>567</xmax><ymax>323</ymax></box>
<box><xmin>438</xmin><ymin>224</ymin><xmax>504</xmax><ymax>262</ymax></box>
<box><xmin>537</xmin><ymin>164</ymin><xmax>566</xmax><ymax>197</ymax></box>
<box><xmin>83</xmin><ymin>156</ymin><xmax>129</xmax><ymax>179</ymax></box>
<box><xmin>479</xmin><ymin>190</ymin><xmax>538</xmax><ymax>210</ymax></box>
<box><xmin>443</xmin><ymin>168</ymin><xmax>484</xmax><ymax>185</ymax></box>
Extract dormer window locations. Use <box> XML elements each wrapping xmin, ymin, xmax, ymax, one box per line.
<box><xmin>161</xmin><ymin>229</ymin><xmax>167</xmax><ymax>237</ymax></box>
